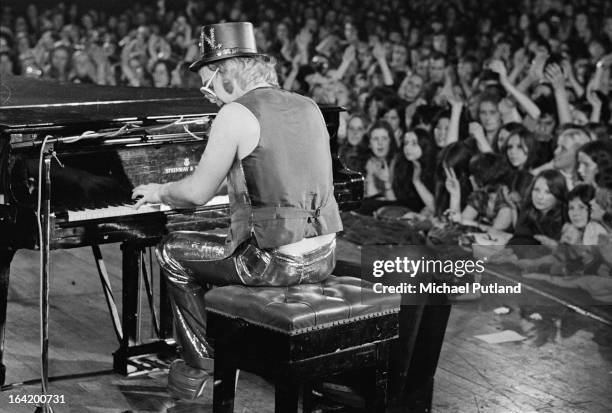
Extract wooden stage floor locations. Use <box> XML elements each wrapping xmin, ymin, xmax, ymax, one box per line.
<box><xmin>1</xmin><ymin>241</ymin><xmax>611</xmax><ymax>412</ymax></box>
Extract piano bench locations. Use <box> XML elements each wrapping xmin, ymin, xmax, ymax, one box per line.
<box><xmin>204</xmin><ymin>276</ymin><xmax>401</xmax><ymax>413</ymax></box>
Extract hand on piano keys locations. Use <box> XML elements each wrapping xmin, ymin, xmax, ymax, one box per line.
<box><xmin>132</xmin><ymin>183</ymin><xmax>164</xmax><ymax>210</ymax></box>
<box><xmin>65</xmin><ymin>195</ymin><xmax>230</xmax><ymax>222</ymax></box>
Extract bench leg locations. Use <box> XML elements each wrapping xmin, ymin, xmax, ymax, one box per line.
<box><xmin>213</xmin><ymin>354</ymin><xmax>237</xmax><ymax>413</ymax></box>
<box><xmin>275</xmin><ymin>378</ymin><xmax>299</xmax><ymax>413</ymax></box>
<box><xmin>302</xmin><ymin>380</ymin><xmax>316</xmax><ymax>413</ymax></box>
<box><xmin>366</xmin><ymin>342</ymin><xmax>390</xmax><ymax>413</ymax></box>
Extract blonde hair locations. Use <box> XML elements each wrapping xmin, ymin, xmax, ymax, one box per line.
<box><xmin>210</xmin><ymin>56</ymin><xmax>278</xmax><ymax>90</ymax></box>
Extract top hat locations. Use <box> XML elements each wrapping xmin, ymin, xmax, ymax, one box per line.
<box><xmin>189</xmin><ymin>22</ymin><xmax>268</xmax><ymax>72</ymax></box>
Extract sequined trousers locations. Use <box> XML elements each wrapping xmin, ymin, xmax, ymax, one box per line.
<box><xmin>155</xmin><ymin>230</ymin><xmax>337</xmax><ymax>370</ymax></box>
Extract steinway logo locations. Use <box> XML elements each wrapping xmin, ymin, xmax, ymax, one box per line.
<box><xmin>164</xmin><ymin>158</ymin><xmax>195</xmax><ymax>174</ymax></box>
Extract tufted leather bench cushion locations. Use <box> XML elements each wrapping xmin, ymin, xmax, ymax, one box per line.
<box><xmin>204</xmin><ymin>275</ymin><xmax>401</xmax><ymax>335</ymax></box>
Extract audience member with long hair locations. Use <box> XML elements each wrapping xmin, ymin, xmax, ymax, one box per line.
<box><xmin>508</xmin><ymin>169</ymin><xmax>568</xmax><ymax>249</ymax></box>
<box><xmin>392</xmin><ymin>128</ymin><xmax>436</xmax><ymax>213</ymax></box>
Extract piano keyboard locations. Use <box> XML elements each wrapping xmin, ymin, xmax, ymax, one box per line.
<box><xmin>65</xmin><ymin>195</ymin><xmax>229</xmax><ymax>222</ymax></box>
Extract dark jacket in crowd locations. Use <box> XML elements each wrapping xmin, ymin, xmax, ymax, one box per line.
<box><xmin>508</xmin><ymin>205</ymin><xmax>565</xmax><ymax>257</ymax></box>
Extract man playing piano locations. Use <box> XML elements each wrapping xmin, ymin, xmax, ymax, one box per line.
<box><xmin>131</xmin><ymin>22</ymin><xmax>342</xmax><ymax>399</ymax></box>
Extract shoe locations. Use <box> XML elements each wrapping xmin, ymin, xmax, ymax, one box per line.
<box><xmin>317</xmin><ymin>382</ymin><xmax>365</xmax><ymax>409</ymax></box>
<box><xmin>167</xmin><ymin>359</ymin><xmax>212</xmax><ymax>400</ymax></box>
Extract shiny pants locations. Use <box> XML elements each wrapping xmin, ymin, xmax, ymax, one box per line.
<box><xmin>155</xmin><ymin>230</ymin><xmax>336</xmax><ymax>370</ymax></box>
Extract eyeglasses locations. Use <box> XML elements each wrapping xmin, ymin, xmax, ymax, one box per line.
<box><xmin>199</xmin><ymin>68</ymin><xmax>219</xmax><ymax>104</ymax></box>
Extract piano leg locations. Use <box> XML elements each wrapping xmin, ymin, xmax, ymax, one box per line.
<box><xmin>113</xmin><ymin>241</ymin><xmax>176</xmax><ymax>375</ymax></box>
<box><xmin>0</xmin><ymin>248</ymin><xmax>15</xmax><ymax>386</ymax></box>
<box><xmin>159</xmin><ymin>266</ymin><xmax>174</xmax><ymax>340</ymax></box>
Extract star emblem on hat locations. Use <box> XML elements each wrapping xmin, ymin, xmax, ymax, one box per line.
<box><xmin>200</xmin><ymin>27</ymin><xmax>223</xmax><ymax>51</ymax></box>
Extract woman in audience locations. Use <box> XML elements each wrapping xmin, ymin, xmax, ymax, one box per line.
<box><xmin>518</xmin><ymin>172</ymin><xmax>612</xmax><ymax>301</ymax></box>
<box><xmin>517</xmin><ymin>184</ymin><xmax>608</xmax><ymax>274</ymax></box>
<box><xmin>338</xmin><ymin>113</ymin><xmax>370</xmax><ymax>174</ymax></box>
<box><xmin>432</xmin><ymin>108</ymin><xmax>452</xmax><ymax>149</ymax></box>
<box><xmin>392</xmin><ymin>128</ymin><xmax>437</xmax><ymax>213</ymax></box>
<box><xmin>564</xmin><ymin>184</ymin><xmax>608</xmax><ymax>245</ymax></box>
<box><xmin>508</xmin><ymin>169</ymin><xmax>568</xmax><ymax>249</ymax></box>
<box><xmin>502</xmin><ymin>125</ymin><xmax>538</xmax><ymax>199</ymax></box>
<box><xmin>69</xmin><ymin>50</ymin><xmax>96</xmax><ymax>84</ymax></box>
<box><xmin>364</xmin><ymin>120</ymin><xmax>397</xmax><ymax>199</ymax></box>
<box><xmin>151</xmin><ymin>59</ymin><xmax>173</xmax><ymax>88</ymax></box>
<box><xmin>381</xmin><ymin>100</ymin><xmax>406</xmax><ymax>147</ymax></box>
<box><xmin>435</xmin><ymin>140</ymin><xmax>476</xmax><ymax>217</ymax></box>
<box><xmin>576</xmin><ymin>140</ymin><xmax>612</xmax><ymax>186</ymax></box>
<box><xmin>44</xmin><ymin>43</ymin><xmax>71</xmax><ymax>82</ymax></box>
<box><xmin>495</xmin><ymin>122</ymin><xmax>524</xmax><ymax>153</ymax></box>
<box><xmin>398</xmin><ymin>73</ymin><xmax>425</xmax><ymax>104</ymax></box>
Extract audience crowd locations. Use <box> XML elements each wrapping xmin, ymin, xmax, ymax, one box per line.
<box><xmin>1</xmin><ymin>0</ymin><xmax>611</xmax><ymax>299</ymax></box>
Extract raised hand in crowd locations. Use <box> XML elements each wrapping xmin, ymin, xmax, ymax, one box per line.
<box><xmin>489</xmin><ymin>59</ymin><xmax>508</xmax><ymax>82</ymax></box>
<box><xmin>545</xmin><ymin>63</ymin><xmax>565</xmax><ymax>91</ymax></box>
<box><xmin>330</xmin><ymin>44</ymin><xmax>356</xmax><ymax>81</ymax></box>
<box><xmin>490</xmin><ymin>59</ymin><xmax>541</xmax><ymax>120</ymax></box>
<box><xmin>295</xmin><ymin>28</ymin><xmax>313</xmax><ymax>54</ymax></box>
<box><xmin>586</xmin><ymin>78</ymin><xmax>602</xmax><ymax>122</ymax></box>
<box><xmin>365</xmin><ymin>158</ymin><xmax>395</xmax><ymax>199</ymax></box>
<box><xmin>443</xmin><ymin>163</ymin><xmax>461</xmax><ymax>214</ymax></box>
<box><xmin>519</xmin><ymin>50</ymin><xmax>548</xmax><ymax>92</ymax></box>
<box><xmin>366</xmin><ymin>158</ymin><xmax>391</xmax><ymax>183</ymax></box>
<box><xmin>88</xmin><ymin>44</ymin><xmax>112</xmax><ymax>85</ymax></box>
<box><xmin>370</xmin><ymin>40</ymin><xmax>393</xmax><ymax>86</ymax></box>
<box><xmin>561</xmin><ymin>58</ymin><xmax>584</xmax><ymax>98</ymax></box>
<box><xmin>148</xmin><ymin>34</ymin><xmax>171</xmax><ymax>63</ymax></box>
<box><xmin>509</xmin><ymin>47</ymin><xmax>529</xmax><ymax>84</ymax></box>
<box><xmin>545</xmin><ymin>63</ymin><xmax>572</xmax><ymax>124</ymax></box>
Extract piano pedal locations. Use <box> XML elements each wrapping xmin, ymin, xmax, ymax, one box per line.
<box><xmin>125</xmin><ymin>354</ymin><xmax>171</xmax><ymax>376</ymax></box>
<box><xmin>113</xmin><ymin>339</ymin><xmax>178</xmax><ymax>376</ymax></box>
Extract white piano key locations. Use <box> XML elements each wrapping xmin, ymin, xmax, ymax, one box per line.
<box><xmin>64</xmin><ymin>196</ymin><xmax>228</xmax><ymax>222</ymax></box>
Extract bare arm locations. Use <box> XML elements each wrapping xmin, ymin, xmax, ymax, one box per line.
<box><xmin>508</xmin><ymin>48</ymin><xmax>528</xmax><ymax>85</ymax></box>
<box><xmin>490</xmin><ymin>207</ymin><xmax>513</xmax><ymax>231</ymax></box>
<box><xmin>444</xmin><ymin>165</ymin><xmax>462</xmax><ymax>214</ymax></box>
<box><xmin>586</xmin><ymin>79</ymin><xmax>602</xmax><ymax>123</ymax></box>
<box><xmin>490</xmin><ymin>60</ymin><xmax>541</xmax><ymax>119</ymax></box>
<box><xmin>330</xmin><ymin>45</ymin><xmax>356</xmax><ymax>82</ymax></box>
<box><xmin>446</xmin><ymin>98</ymin><xmax>463</xmax><ymax>145</ymax></box>
<box><xmin>283</xmin><ymin>54</ymin><xmax>301</xmax><ymax>90</ymax></box>
<box><xmin>411</xmin><ymin>161</ymin><xmax>434</xmax><ymax>211</ymax></box>
<box><xmin>372</xmin><ymin>42</ymin><xmax>394</xmax><ymax>86</ymax></box>
<box><xmin>545</xmin><ymin>63</ymin><xmax>572</xmax><ymax>125</ymax></box>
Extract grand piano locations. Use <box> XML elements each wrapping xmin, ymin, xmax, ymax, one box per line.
<box><xmin>0</xmin><ymin>75</ymin><xmax>363</xmax><ymax>385</ymax></box>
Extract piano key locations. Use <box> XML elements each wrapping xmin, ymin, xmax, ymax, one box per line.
<box><xmin>64</xmin><ymin>195</ymin><xmax>229</xmax><ymax>222</ymax></box>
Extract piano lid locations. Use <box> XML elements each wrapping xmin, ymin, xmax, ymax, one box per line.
<box><xmin>0</xmin><ymin>75</ymin><xmax>345</xmax><ymax>131</ymax></box>
<box><xmin>0</xmin><ymin>75</ymin><xmax>218</xmax><ymax>130</ymax></box>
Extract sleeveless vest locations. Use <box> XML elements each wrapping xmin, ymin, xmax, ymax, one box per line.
<box><xmin>226</xmin><ymin>87</ymin><xmax>343</xmax><ymax>251</ymax></box>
